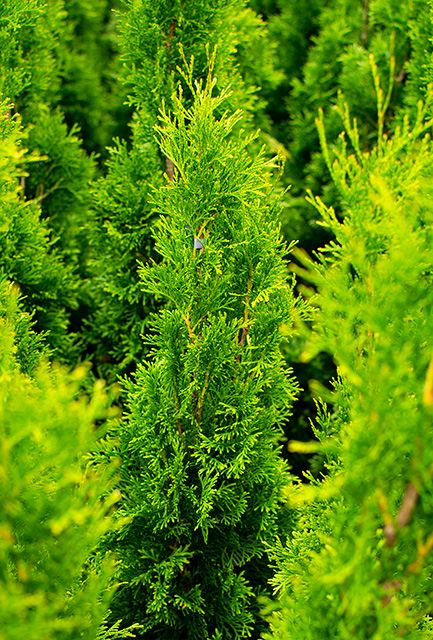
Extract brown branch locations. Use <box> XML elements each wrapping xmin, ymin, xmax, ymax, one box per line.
<box><xmin>396</xmin><ymin>482</ymin><xmax>418</xmax><ymax>529</ymax></box>
<box><xmin>384</xmin><ymin>523</ymin><xmax>396</xmax><ymax>547</ymax></box>
<box><xmin>166</xmin><ymin>156</ymin><xmax>175</xmax><ymax>181</ymax></box>
<box><xmin>165</xmin><ymin>20</ymin><xmax>176</xmax><ymax>49</ymax></box>
<box><xmin>384</xmin><ymin>481</ymin><xmax>419</xmax><ymax>547</ymax></box>
<box><xmin>396</xmin><ymin>68</ymin><xmax>407</xmax><ymax>84</ymax></box>
<box><xmin>381</xmin><ymin>580</ymin><xmax>401</xmax><ymax>607</ymax></box>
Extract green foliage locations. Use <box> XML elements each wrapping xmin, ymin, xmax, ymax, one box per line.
<box><xmin>251</xmin><ymin>0</ymin><xmax>325</xmax><ymax>135</ymax></box>
<box><xmin>107</xmin><ymin>82</ymin><xmax>298</xmax><ymax>638</ymax></box>
<box><xmin>265</xmin><ymin>86</ymin><xmax>433</xmax><ymax>638</ymax></box>
<box><xmin>0</xmin><ymin>105</ymin><xmax>78</xmax><ymax>360</ymax></box>
<box><xmin>0</xmin><ymin>278</ymin><xmax>47</xmax><ymax>375</ymax></box>
<box><xmin>0</xmin><ymin>0</ymin><xmax>98</xmax><ymax>341</ymax></box>
<box><xmin>0</xmin><ymin>0</ymin><xmax>117</xmax><ymax>148</ymax></box>
<box><xmin>0</xmin><ymin>285</ymin><xmax>117</xmax><ymax>640</ymax></box>
<box><xmin>404</xmin><ymin>0</ymin><xmax>433</xmax><ymax>109</ymax></box>
<box><xmin>0</xmin><ymin>0</ymin><xmax>64</xmax><ymax>112</ymax></box>
<box><xmin>119</xmin><ymin>0</ymin><xmax>266</xmax><ymax>125</ymax></box>
<box><xmin>4</xmin><ymin>2</ymin><xmax>433</xmax><ymax>638</ymax></box>
<box><xmin>60</xmin><ymin>0</ymin><xmax>128</xmax><ymax>157</ymax></box>
<box><xmin>87</xmin><ymin>0</ymin><xmax>281</xmax><ymax>379</ymax></box>
<box><xmin>253</xmin><ymin>0</ymin><xmax>424</xmax><ymax>251</ymax></box>
<box><xmin>24</xmin><ymin>108</ymin><xmax>95</xmax><ymax>266</ymax></box>
<box><xmin>87</xmin><ymin>126</ymin><xmax>163</xmax><ymax>376</ymax></box>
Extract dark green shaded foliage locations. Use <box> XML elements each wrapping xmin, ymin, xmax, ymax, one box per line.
<box><xmin>60</xmin><ymin>0</ymin><xmax>129</xmax><ymax>158</ymax></box>
<box><xmin>250</xmin><ymin>0</ymin><xmax>325</xmax><ymax>137</ymax></box>
<box><xmin>0</xmin><ymin>105</ymin><xmax>78</xmax><ymax>360</ymax></box>
<box><xmin>0</xmin><ymin>0</ymin><xmax>99</xmax><ymax>360</ymax></box>
<box><xmin>107</xmin><ymin>82</ymin><xmax>298</xmax><ymax>639</ymax></box>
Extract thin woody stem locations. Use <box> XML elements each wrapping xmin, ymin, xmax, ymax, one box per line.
<box><xmin>183</xmin><ymin>312</ymin><xmax>196</xmax><ymax>342</ymax></box>
<box><xmin>396</xmin><ymin>482</ymin><xmax>418</xmax><ymax>528</ymax></box>
<box><xmin>384</xmin><ymin>481</ymin><xmax>419</xmax><ymax>547</ymax></box>
<box><xmin>361</xmin><ymin>0</ymin><xmax>369</xmax><ymax>46</ymax></box>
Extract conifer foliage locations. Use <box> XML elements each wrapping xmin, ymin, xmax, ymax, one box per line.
<box><xmin>0</xmin><ymin>0</ymin><xmax>96</xmax><ymax>273</ymax></box>
<box><xmin>265</xmin><ymin>86</ymin><xmax>433</xmax><ymax>639</ymax></box>
<box><xmin>4</xmin><ymin>1</ymin><xmax>433</xmax><ymax>638</ymax></box>
<box><xmin>87</xmin><ymin>0</ymin><xmax>281</xmax><ymax>379</ymax></box>
<box><xmin>256</xmin><ymin>0</ymin><xmax>426</xmax><ymax>249</ymax></box>
<box><xmin>108</xmin><ymin>80</ymin><xmax>298</xmax><ymax>638</ymax></box>
<box><xmin>0</xmin><ymin>105</ymin><xmax>77</xmax><ymax>360</ymax></box>
<box><xmin>0</xmin><ymin>285</ymin><xmax>117</xmax><ymax>639</ymax></box>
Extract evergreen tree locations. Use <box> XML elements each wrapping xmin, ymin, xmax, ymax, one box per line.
<box><xmin>249</xmin><ymin>0</ymin><xmax>431</xmax><ymax>468</ymax></box>
<box><xmin>0</xmin><ymin>104</ymin><xmax>77</xmax><ymax>360</ymax></box>
<box><xmin>265</xmin><ymin>84</ymin><xmax>433</xmax><ymax>638</ymax></box>
<box><xmin>86</xmin><ymin>0</ymin><xmax>281</xmax><ymax>379</ymax></box>
<box><xmin>107</xmin><ymin>80</ymin><xmax>299</xmax><ymax>638</ymax></box>
<box><xmin>0</xmin><ymin>0</ymin><xmax>99</xmax><ymax>353</ymax></box>
<box><xmin>0</xmin><ymin>0</ymin><xmax>91</xmax><ymax>199</ymax></box>
<box><xmin>404</xmin><ymin>0</ymin><xmax>433</xmax><ymax>110</ymax></box>
<box><xmin>249</xmin><ymin>0</ymin><xmax>424</xmax><ymax>251</ymax></box>
<box><xmin>0</xmin><ymin>284</ymin><xmax>118</xmax><ymax>639</ymax></box>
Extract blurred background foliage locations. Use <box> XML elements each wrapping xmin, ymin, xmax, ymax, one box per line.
<box><xmin>2</xmin><ymin>0</ymin><xmax>433</xmax><ymax>637</ymax></box>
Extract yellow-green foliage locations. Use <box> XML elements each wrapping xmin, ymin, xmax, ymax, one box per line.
<box><xmin>0</xmin><ymin>286</ymin><xmax>117</xmax><ymax>639</ymax></box>
<box><xmin>265</xmin><ymin>85</ymin><xmax>433</xmax><ymax>638</ymax></box>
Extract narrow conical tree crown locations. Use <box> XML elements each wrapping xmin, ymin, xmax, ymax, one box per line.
<box><xmin>0</xmin><ymin>0</ymin><xmax>105</xmax><ymax>360</ymax></box>
<box><xmin>87</xmin><ymin>0</ymin><xmax>281</xmax><ymax>379</ymax></box>
<box><xmin>0</xmin><ymin>105</ymin><xmax>78</xmax><ymax>360</ymax></box>
<box><xmin>107</xmin><ymin>78</ymin><xmax>299</xmax><ymax>638</ymax></box>
<box><xmin>0</xmin><ymin>0</ymin><xmax>94</xmax><ymax>244</ymax></box>
<box><xmin>265</xmin><ymin>87</ymin><xmax>433</xmax><ymax>639</ymax></box>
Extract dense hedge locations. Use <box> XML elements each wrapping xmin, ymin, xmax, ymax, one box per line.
<box><xmin>1</xmin><ymin>0</ymin><xmax>433</xmax><ymax>638</ymax></box>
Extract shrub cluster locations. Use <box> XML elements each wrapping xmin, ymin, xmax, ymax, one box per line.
<box><xmin>2</xmin><ymin>1</ymin><xmax>433</xmax><ymax>638</ymax></box>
